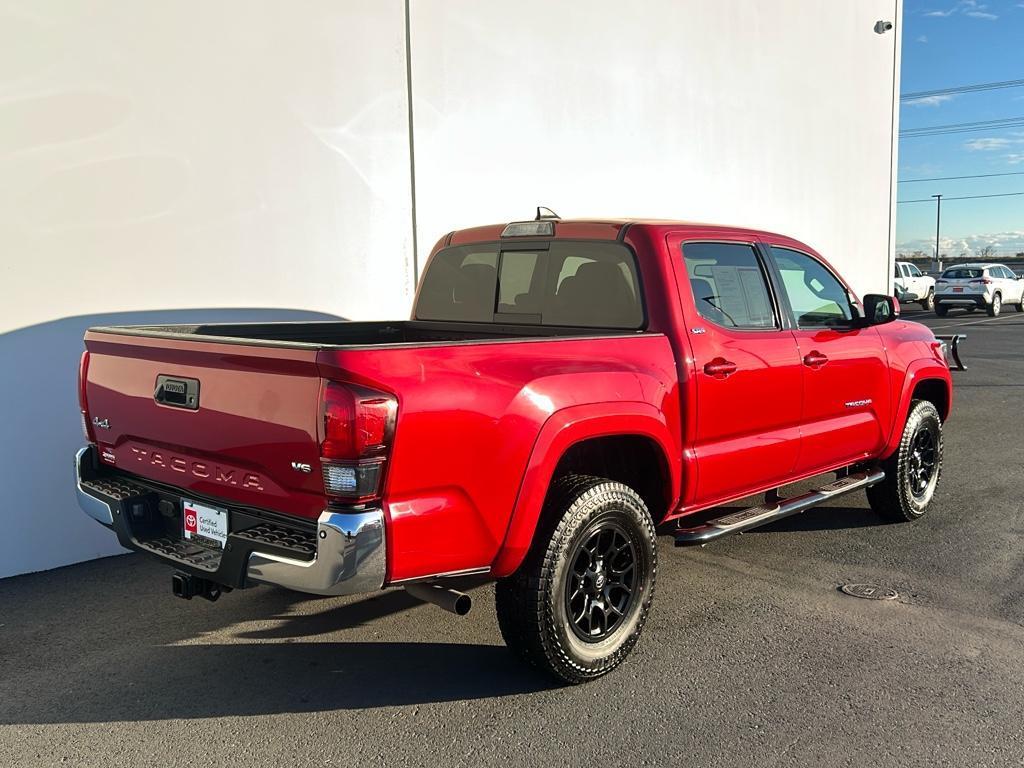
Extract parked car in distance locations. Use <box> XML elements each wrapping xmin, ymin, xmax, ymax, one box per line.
<box><xmin>934</xmin><ymin>262</ymin><xmax>1024</xmax><ymax>317</ymax></box>
<box><xmin>75</xmin><ymin>216</ymin><xmax>955</xmax><ymax>683</ymax></box>
<box><xmin>894</xmin><ymin>261</ymin><xmax>936</xmax><ymax>310</ymax></box>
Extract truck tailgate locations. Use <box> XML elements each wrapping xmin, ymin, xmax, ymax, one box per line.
<box><xmin>84</xmin><ymin>330</ymin><xmax>326</xmax><ymax>519</ymax></box>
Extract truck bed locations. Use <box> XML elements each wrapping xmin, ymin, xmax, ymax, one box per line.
<box><xmin>88</xmin><ymin>320</ymin><xmax>639</xmax><ymax>349</ymax></box>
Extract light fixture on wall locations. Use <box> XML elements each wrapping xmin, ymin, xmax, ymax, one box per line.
<box><xmin>874</xmin><ymin>20</ymin><xmax>893</xmax><ymax>34</ymax></box>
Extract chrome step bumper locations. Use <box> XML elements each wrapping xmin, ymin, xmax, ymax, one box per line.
<box><xmin>246</xmin><ymin>510</ymin><xmax>385</xmax><ymax>596</ymax></box>
<box><xmin>75</xmin><ymin>446</ymin><xmax>385</xmax><ymax>597</ymax></box>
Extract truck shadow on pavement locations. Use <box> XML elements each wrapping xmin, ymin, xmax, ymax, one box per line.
<box><xmin>0</xmin><ymin>555</ymin><xmax>553</xmax><ymax>725</ymax></box>
<box><xmin>754</xmin><ymin>504</ymin><xmax>892</xmax><ymax>533</ymax></box>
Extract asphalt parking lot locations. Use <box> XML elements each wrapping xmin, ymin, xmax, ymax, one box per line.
<box><xmin>2</xmin><ymin>305</ymin><xmax>1023</xmax><ymax>768</ymax></box>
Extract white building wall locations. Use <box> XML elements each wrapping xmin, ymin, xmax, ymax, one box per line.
<box><xmin>410</xmin><ymin>0</ymin><xmax>902</xmax><ymax>295</ymax></box>
<box><xmin>0</xmin><ymin>0</ymin><xmax>901</xmax><ymax>578</ymax></box>
<box><xmin>0</xmin><ymin>1</ymin><xmax>413</xmax><ymax>578</ymax></box>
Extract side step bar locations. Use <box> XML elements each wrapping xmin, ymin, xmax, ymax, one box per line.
<box><xmin>674</xmin><ymin>469</ymin><xmax>886</xmax><ymax>546</ymax></box>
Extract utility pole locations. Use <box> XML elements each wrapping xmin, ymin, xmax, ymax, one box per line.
<box><xmin>932</xmin><ymin>194</ymin><xmax>943</xmax><ymax>271</ymax></box>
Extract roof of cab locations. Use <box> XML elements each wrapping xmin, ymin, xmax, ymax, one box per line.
<box><xmin>445</xmin><ymin>218</ymin><xmax>796</xmax><ymax>247</ymax></box>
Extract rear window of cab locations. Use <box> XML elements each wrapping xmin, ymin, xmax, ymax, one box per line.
<box><xmin>415</xmin><ymin>241</ymin><xmax>644</xmax><ymax>329</ymax></box>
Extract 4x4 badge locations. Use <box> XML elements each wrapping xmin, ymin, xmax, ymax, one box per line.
<box><xmin>92</xmin><ymin>417</ymin><xmax>110</xmax><ymax>430</ymax></box>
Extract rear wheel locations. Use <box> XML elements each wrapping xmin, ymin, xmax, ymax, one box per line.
<box><xmin>495</xmin><ymin>475</ymin><xmax>657</xmax><ymax>684</ymax></box>
<box><xmin>867</xmin><ymin>400</ymin><xmax>943</xmax><ymax>522</ymax></box>
<box><xmin>934</xmin><ymin>303</ymin><xmax>949</xmax><ymax>317</ymax></box>
<box><xmin>919</xmin><ymin>289</ymin><xmax>935</xmax><ymax>311</ymax></box>
<box><xmin>1016</xmin><ymin>293</ymin><xmax>1024</xmax><ymax>313</ymax></box>
<box><xmin>987</xmin><ymin>293</ymin><xmax>1002</xmax><ymax>317</ymax></box>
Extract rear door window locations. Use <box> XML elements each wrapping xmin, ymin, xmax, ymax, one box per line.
<box><xmin>681</xmin><ymin>242</ymin><xmax>777</xmax><ymax>329</ymax></box>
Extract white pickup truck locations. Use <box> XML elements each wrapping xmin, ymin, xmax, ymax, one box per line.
<box><xmin>894</xmin><ymin>261</ymin><xmax>936</xmax><ymax>311</ymax></box>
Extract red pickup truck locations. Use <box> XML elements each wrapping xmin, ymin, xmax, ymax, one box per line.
<box><xmin>76</xmin><ymin>216</ymin><xmax>953</xmax><ymax>683</ymax></box>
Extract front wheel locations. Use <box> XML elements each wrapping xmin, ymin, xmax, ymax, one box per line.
<box><xmin>919</xmin><ymin>289</ymin><xmax>935</xmax><ymax>311</ymax></box>
<box><xmin>867</xmin><ymin>400</ymin><xmax>943</xmax><ymax>522</ymax></box>
<box><xmin>495</xmin><ymin>475</ymin><xmax>657</xmax><ymax>684</ymax></box>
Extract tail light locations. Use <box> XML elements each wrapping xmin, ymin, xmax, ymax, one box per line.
<box><xmin>969</xmin><ymin>278</ymin><xmax>993</xmax><ymax>285</ymax></box>
<box><xmin>319</xmin><ymin>381</ymin><xmax>397</xmax><ymax>501</ymax></box>
<box><xmin>79</xmin><ymin>351</ymin><xmax>95</xmax><ymax>443</ymax></box>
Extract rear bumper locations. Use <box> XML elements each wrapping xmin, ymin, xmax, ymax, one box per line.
<box><xmin>74</xmin><ymin>446</ymin><xmax>386</xmax><ymax>597</ymax></box>
<box><xmin>935</xmin><ymin>293</ymin><xmax>987</xmax><ymax>307</ymax></box>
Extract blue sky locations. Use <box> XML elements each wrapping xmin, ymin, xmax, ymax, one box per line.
<box><xmin>897</xmin><ymin>0</ymin><xmax>1024</xmax><ymax>256</ymax></box>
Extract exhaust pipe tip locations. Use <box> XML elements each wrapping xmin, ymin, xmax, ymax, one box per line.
<box><xmin>404</xmin><ymin>583</ymin><xmax>472</xmax><ymax>616</ymax></box>
<box><xmin>451</xmin><ymin>592</ymin><xmax>472</xmax><ymax>616</ymax></box>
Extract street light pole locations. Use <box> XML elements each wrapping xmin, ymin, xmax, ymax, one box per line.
<box><xmin>932</xmin><ymin>194</ymin><xmax>943</xmax><ymax>271</ymax></box>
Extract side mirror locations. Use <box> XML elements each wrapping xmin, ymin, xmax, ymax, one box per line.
<box><xmin>861</xmin><ymin>294</ymin><xmax>897</xmax><ymax>325</ymax></box>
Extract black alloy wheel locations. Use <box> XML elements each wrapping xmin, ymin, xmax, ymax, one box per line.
<box><xmin>907</xmin><ymin>420</ymin><xmax>939</xmax><ymax>499</ymax></box>
<box><xmin>867</xmin><ymin>399</ymin><xmax>943</xmax><ymax>522</ymax></box>
<box><xmin>565</xmin><ymin>523</ymin><xmax>638</xmax><ymax>642</ymax></box>
<box><xmin>495</xmin><ymin>475</ymin><xmax>657</xmax><ymax>684</ymax></box>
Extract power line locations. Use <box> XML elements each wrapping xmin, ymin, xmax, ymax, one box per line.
<box><xmin>901</xmin><ymin>115</ymin><xmax>1024</xmax><ymax>138</ymax></box>
<box><xmin>901</xmin><ymin>78</ymin><xmax>1024</xmax><ymax>101</ymax></box>
<box><xmin>899</xmin><ymin>171</ymin><xmax>1024</xmax><ymax>183</ymax></box>
<box><xmin>897</xmin><ymin>191</ymin><xmax>1024</xmax><ymax>204</ymax></box>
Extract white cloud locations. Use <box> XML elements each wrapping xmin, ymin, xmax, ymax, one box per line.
<box><xmin>897</xmin><ymin>231</ymin><xmax>1024</xmax><ymax>258</ymax></box>
<box><xmin>924</xmin><ymin>1</ymin><xmax>998</xmax><ymax>19</ymax></box>
<box><xmin>905</xmin><ymin>94</ymin><xmax>955</xmax><ymax>106</ymax></box>
<box><xmin>916</xmin><ymin>34</ymin><xmax>929</xmax><ymax>42</ymax></box>
<box><xmin>1006</xmin><ymin>153</ymin><xmax>1024</xmax><ymax>165</ymax></box>
<box><xmin>964</xmin><ymin>137</ymin><xmax>1015</xmax><ymax>150</ymax></box>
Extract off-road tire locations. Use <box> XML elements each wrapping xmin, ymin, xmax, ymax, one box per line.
<box><xmin>495</xmin><ymin>475</ymin><xmax>657</xmax><ymax>684</ymax></box>
<box><xmin>867</xmin><ymin>400</ymin><xmax>943</xmax><ymax>522</ymax></box>
<box><xmin>919</xmin><ymin>289</ymin><xmax>935</xmax><ymax>311</ymax></box>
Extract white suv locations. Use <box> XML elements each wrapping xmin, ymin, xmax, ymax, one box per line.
<box><xmin>934</xmin><ymin>262</ymin><xmax>1024</xmax><ymax>317</ymax></box>
<box><xmin>894</xmin><ymin>261</ymin><xmax>936</xmax><ymax>310</ymax></box>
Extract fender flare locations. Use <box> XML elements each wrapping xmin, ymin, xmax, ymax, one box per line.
<box><xmin>882</xmin><ymin>359</ymin><xmax>952</xmax><ymax>458</ymax></box>
<box><xmin>489</xmin><ymin>401</ymin><xmax>680</xmax><ymax>578</ymax></box>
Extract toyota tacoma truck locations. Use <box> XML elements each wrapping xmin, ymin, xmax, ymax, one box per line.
<box><xmin>75</xmin><ymin>216</ymin><xmax>953</xmax><ymax>683</ymax></box>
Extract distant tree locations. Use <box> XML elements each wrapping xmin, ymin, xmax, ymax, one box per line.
<box><xmin>978</xmin><ymin>245</ymin><xmax>997</xmax><ymax>260</ymax></box>
<box><xmin>911</xmin><ymin>250</ymin><xmax>928</xmax><ymax>260</ymax></box>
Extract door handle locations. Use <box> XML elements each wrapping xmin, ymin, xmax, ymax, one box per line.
<box><xmin>703</xmin><ymin>358</ymin><xmax>738</xmax><ymax>379</ymax></box>
<box><xmin>803</xmin><ymin>351</ymin><xmax>829</xmax><ymax>369</ymax></box>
